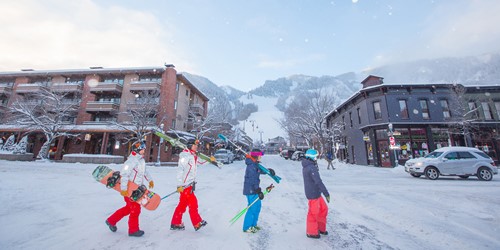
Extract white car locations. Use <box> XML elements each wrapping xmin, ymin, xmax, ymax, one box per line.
<box><xmin>214</xmin><ymin>149</ymin><xmax>234</xmax><ymax>164</ymax></box>
<box><xmin>405</xmin><ymin>146</ymin><xmax>498</xmax><ymax>181</ymax></box>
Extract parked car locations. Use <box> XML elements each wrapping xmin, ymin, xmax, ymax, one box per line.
<box><xmin>404</xmin><ymin>146</ymin><xmax>498</xmax><ymax>181</ymax></box>
<box><xmin>291</xmin><ymin>151</ymin><xmax>305</xmax><ymax>161</ymax></box>
<box><xmin>280</xmin><ymin>149</ymin><xmax>295</xmax><ymax>160</ymax></box>
<box><xmin>214</xmin><ymin>149</ymin><xmax>235</xmax><ymax>164</ymax></box>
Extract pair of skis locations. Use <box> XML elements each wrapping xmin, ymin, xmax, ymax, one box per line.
<box><xmin>153</xmin><ymin>129</ymin><xmax>223</xmax><ymax>169</ymax></box>
<box><xmin>217</xmin><ymin>134</ymin><xmax>282</xmax><ymax>183</ymax></box>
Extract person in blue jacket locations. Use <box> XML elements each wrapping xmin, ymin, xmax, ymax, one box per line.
<box><xmin>242</xmin><ymin>148</ymin><xmax>275</xmax><ymax>233</ymax></box>
<box><xmin>302</xmin><ymin>148</ymin><xmax>330</xmax><ymax>239</ymax></box>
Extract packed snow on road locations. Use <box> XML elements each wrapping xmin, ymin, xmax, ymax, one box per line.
<box><xmin>1</xmin><ymin>155</ymin><xmax>499</xmax><ymax>250</ymax></box>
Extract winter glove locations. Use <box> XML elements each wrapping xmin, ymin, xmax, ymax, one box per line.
<box><xmin>268</xmin><ymin>168</ymin><xmax>276</xmax><ymax>176</ymax></box>
<box><xmin>325</xmin><ymin>195</ymin><xmax>330</xmax><ymax>203</ymax></box>
<box><xmin>210</xmin><ymin>156</ymin><xmax>216</xmax><ymax>162</ymax></box>
<box><xmin>120</xmin><ymin>190</ymin><xmax>128</xmax><ymax>197</ymax></box>
<box><xmin>149</xmin><ymin>181</ymin><xmax>154</xmax><ymax>189</ymax></box>
<box><xmin>255</xmin><ymin>187</ymin><xmax>264</xmax><ymax>200</ymax></box>
<box><xmin>265</xmin><ymin>184</ymin><xmax>274</xmax><ymax>193</ymax></box>
<box><xmin>177</xmin><ymin>186</ymin><xmax>184</xmax><ymax>193</ymax></box>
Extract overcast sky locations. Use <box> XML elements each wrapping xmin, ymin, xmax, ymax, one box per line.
<box><xmin>1</xmin><ymin>0</ymin><xmax>499</xmax><ymax>91</ymax></box>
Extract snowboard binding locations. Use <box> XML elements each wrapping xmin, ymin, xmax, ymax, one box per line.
<box><xmin>106</xmin><ymin>171</ymin><xmax>121</xmax><ymax>188</ymax></box>
<box><xmin>131</xmin><ymin>185</ymin><xmax>147</xmax><ymax>201</ymax></box>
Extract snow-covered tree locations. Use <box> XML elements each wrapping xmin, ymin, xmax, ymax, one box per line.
<box><xmin>13</xmin><ymin>135</ymin><xmax>28</xmax><ymax>154</ymax></box>
<box><xmin>1</xmin><ymin>134</ymin><xmax>16</xmax><ymax>151</ymax></box>
<box><xmin>8</xmin><ymin>88</ymin><xmax>79</xmax><ymax>159</ymax></box>
<box><xmin>447</xmin><ymin>84</ymin><xmax>479</xmax><ymax>146</ymax></box>
<box><xmin>278</xmin><ymin>88</ymin><xmax>337</xmax><ymax>154</ymax></box>
<box><xmin>109</xmin><ymin>90</ymin><xmax>167</xmax><ymax>144</ymax></box>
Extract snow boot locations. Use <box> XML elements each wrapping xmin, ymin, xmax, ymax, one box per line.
<box><xmin>244</xmin><ymin>226</ymin><xmax>258</xmax><ymax>233</ymax></box>
<box><xmin>170</xmin><ymin>224</ymin><xmax>185</xmax><ymax>230</ymax></box>
<box><xmin>307</xmin><ymin>234</ymin><xmax>320</xmax><ymax>239</ymax></box>
<box><xmin>194</xmin><ymin>220</ymin><xmax>207</xmax><ymax>231</ymax></box>
<box><xmin>105</xmin><ymin>220</ymin><xmax>117</xmax><ymax>232</ymax></box>
<box><xmin>319</xmin><ymin>230</ymin><xmax>329</xmax><ymax>235</ymax></box>
<box><xmin>253</xmin><ymin>225</ymin><xmax>261</xmax><ymax>231</ymax></box>
<box><xmin>129</xmin><ymin>230</ymin><xmax>144</xmax><ymax>237</ymax></box>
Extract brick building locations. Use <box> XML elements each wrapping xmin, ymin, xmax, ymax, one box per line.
<box><xmin>0</xmin><ymin>65</ymin><xmax>209</xmax><ymax>162</ymax></box>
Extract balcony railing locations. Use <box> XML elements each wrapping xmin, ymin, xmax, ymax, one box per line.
<box><xmin>15</xmin><ymin>82</ymin><xmax>49</xmax><ymax>94</ymax></box>
<box><xmin>86</xmin><ymin>100</ymin><xmax>120</xmax><ymax>113</ymax></box>
<box><xmin>129</xmin><ymin>80</ymin><xmax>161</xmax><ymax>93</ymax></box>
<box><xmin>189</xmin><ymin>103</ymin><xmax>205</xmax><ymax>116</ymax></box>
<box><xmin>0</xmin><ymin>84</ymin><xmax>13</xmax><ymax>96</ymax></box>
<box><xmin>51</xmin><ymin>82</ymin><xmax>83</xmax><ymax>93</ymax></box>
<box><xmin>89</xmin><ymin>82</ymin><xmax>123</xmax><ymax>94</ymax></box>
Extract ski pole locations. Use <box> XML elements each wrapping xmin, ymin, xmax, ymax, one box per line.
<box><xmin>160</xmin><ymin>190</ymin><xmax>177</xmax><ymax>200</ymax></box>
<box><xmin>160</xmin><ymin>182</ymin><xmax>196</xmax><ymax>200</ymax></box>
<box><xmin>229</xmin><ymin>184</ymin><xmax>274</xmax><ymax>225</ymax></box>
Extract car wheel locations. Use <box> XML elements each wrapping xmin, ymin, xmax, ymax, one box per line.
<box><xmin>477</xmin><ymin>167</ymin><xmax>493</xmax><ymax>181</ymax></box>
<box><xmin>458</xmin><ymin>175</ymin><xmax>469</xmax><ymax>179</ymax></box>
<box><xmin>424</xmin><ymin>167</ymin><xmax>439</xmax><ymax>180</ymax></box>
<box><xmin>410</xmin><ymin>173</ymin><xmax>421</xmax><ymax>178</ymax></box>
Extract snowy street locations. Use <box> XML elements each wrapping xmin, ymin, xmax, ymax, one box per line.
<box><xmin>1</xmin><ymin>155</ymin><xmax>499</xmax><ymax>250</ymax></box>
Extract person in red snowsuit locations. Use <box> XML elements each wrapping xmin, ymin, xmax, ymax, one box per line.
<box><xmin>105</xmin><ymin>141</ymin><xmax>154</xmax><ymax>237</ymax></box>
<box><xmin>170</xmin><ymin>139</ymin><xmax>208</xmax><ymax>231</ymax></box>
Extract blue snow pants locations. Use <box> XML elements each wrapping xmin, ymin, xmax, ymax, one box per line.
<box><xmin>243</xmin><ymin>194</ymin><xmax>261</xmax><ymax>231</ymax></box>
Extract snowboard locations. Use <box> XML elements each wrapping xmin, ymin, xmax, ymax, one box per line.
<box><xmin>92</xmin><ymin>165</ymin><xmax>161</xmax><ymax>211</ymax></box>
<box><xmin>153</xmin><ymin>129</ymin><xmax>223</xmax><ymax>168</ymax></box>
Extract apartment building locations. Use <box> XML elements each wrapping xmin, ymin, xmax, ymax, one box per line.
<box><xmin>0</xmin><ymin>65</ymin><xmax>209</xmax><ymax>162</ymax></box>
<box><xmin>326</xmin><ymin>75</ymin><xmax>500</xmax><ymax>167</ymax></box>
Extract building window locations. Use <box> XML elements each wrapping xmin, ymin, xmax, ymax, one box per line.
<box><xmin>399</xmin><ymin>100</ymin><xmax>409</xmax><ymax>119</ymax></box>
<box><xmin>440</xmin><ymin>99</ymin><xmax>451</xmax><ymax>119</ymax></box>
<box><xmin>174</xmin><ymin>100</ymin><xmax>177</xmax><ymax>110</ymax></box>
<box><xmin>481</xmin><ymin>102</ymin><xmax>493</xmax><ymax>120</ymax></box>
<box><xmin>172</xmin><ymin>119</ymin><xmax>176</xmax><ymax>129</ymax></box>
<box><xmin>349</xmin><ymin>112</ymin><xmax>353</xmax><ymax>127</ymax></box>
<box><xmin>373</xmin><ymin>101</ymin><xmax>382</xmax><ymax>120</ymax></box>
<box><xmin>495</xmin><ymin>102</ymin><xmax>500</xmax><ymax>120</ymax></box>
<box><xmin>468</xmin><ymin>101</ymin><xmax>478</xmax><ymax>119</ymax></box>
<box><xmin>420</xmin><ymin>99</ymin><xmax>430</xmax><ymax>119</ymax></box>
<box><xmin>176</xmin><ymin>82</ymin><xmax>179</xmax><ymax>92</ymax></box>
<box><xmin>186</xmin><ymin>89</ymin><xmax>189</xmax><ymax>96</ymax></box>
<box><xmin>357</xmin><ymin>107</ymin><xmax>361</xmax><ymax>124</ymax></box>
<box><xmin>342</xmin><ymin>116</ymin><xmax>345</xmax><ymax>130</ymax></box>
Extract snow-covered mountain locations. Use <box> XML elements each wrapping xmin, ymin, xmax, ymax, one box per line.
<box><xmin>184</xmin><ymin>52</ymin><xmax>500</xmax><ymax>142</ymax></box>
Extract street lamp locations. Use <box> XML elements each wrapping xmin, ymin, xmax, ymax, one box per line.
<box><xmin>156</xmin><ymin>123</ymin><xmax>164</xmax><ymax>166</ymax></box>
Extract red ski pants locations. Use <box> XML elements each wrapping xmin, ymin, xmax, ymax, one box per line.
<box><xmin>306</xmin><ymin>197</ymin><xmax>328</xmax><ymax>235</ymax></box>
<box><xmin>107</xmin><ymin>196</ymin><xmax>141</xmax><ymax>234</ymax></box>
<box><xmin>171</xmin><ymin>186</ymin><xmax>202</xmax><ymax>227</ymax></box>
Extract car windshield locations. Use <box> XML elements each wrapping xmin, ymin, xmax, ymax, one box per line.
<box><xmin>424</xmin><ymin>152</ymin><xmax>443</xmax><ymax>158</ymax></box>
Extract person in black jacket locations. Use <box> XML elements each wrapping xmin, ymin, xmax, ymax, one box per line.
<box><xmin>302</xmin><ymin>149</ymin><xmax>330</xmax><ymax>239</ymax></box>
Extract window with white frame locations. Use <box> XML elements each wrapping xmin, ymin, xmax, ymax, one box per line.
<box><xmin>420</xmin><ymin>99</ymin><xmax>430</xmax><ymax>119</ymax></box>
<box><xmin>481</xmin><ymin>102</ymin><xmax>493</xmax><ymax>120</ymax></box>
<box><xmin>399</xmin><ymin>99</ymin><xmax>409</xmax><ymax>119</ymax></box>
<box><xmin>373</xmin><ymin>101</ymin><xmax>382</xmax><ymax>120</ymax></box>
<box><xmin>495</xmin><ymin>102</ymin><xmax>500</xmax><ymax>120</ymax></box>
<box><xmin>440</xmin><ymin>99</ymin><xmax>451</xmax><ymax>119</ymax></box>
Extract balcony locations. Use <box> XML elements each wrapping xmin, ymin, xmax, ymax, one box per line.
<box><xmin>86</xmin><ymin>100</ymin><xmax>120</xmax><ymax>113</ymax></box>
<box><xmin>15</xmin><ymin>82</ymin><xmax>49</xmax><ymax>95</ymax></box>
<box><xmin>189</xmin><ymin>103</ymin><xmax>205</xmax><ymax>116</ymax></box>
<box><xmin>129</xmin><ymin>80</ymin><xmax>161</xmax><ymax>93</ymax></box>
<box><xmin>89</xmin><ymin>82</ymin><xmax>123</xmax><ymax>94</ymax></box>
<box><xmin>51</xmin><ymin>82</ymin><xmax>83</xmax><ymax>93</ymax></box>
<box><xmin>0</xmin><ymin>84</ymin><xmax>13</xmax><ymax>96</ymax></box>
<box><xmin>126</xmin><ymin>98</ymin><xmax>159</xmax><ymax>110</ymax></box>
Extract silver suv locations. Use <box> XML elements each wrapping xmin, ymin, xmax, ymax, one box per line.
<box><xmin>405</xmin><ymin>146</ymin><xmax>498</xmax><ymax>181</ymax></box>
<box><xmin>214</xmin><ymin>149</ymin><xmax>234</xmax><ymax>164</ymax></box>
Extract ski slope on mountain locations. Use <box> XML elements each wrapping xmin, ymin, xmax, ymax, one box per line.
<box><xmin>238</xmin><ymin>94</ymin><xmax>285</xmax><ymax>144</ymax></box>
